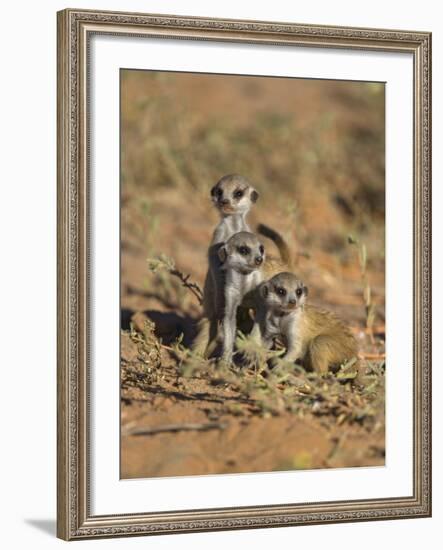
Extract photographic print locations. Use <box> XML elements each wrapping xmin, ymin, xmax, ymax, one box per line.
<box><xmin>120</xmin><ymin>70</ymin><xmax>386</xmax><ymax>479</ymax></box>
<box><xmin>57</xmin><ymin>9</ymin><xmax>431</xmax><ymax>539</ymax></box>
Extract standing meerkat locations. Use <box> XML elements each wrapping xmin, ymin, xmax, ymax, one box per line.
<box><xmin>252</xmin><ymin>272</ymin><xmax>358</xmax><ymax>374</ymax></box>
<box><xmin>215</xmin><ymin>231</ymin><xmax>265</xmax><ymax>364</ymax></box>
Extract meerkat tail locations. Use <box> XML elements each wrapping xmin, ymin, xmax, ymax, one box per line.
<box><xmin>192</xmin><ymin>317</ymin><xmax>221</xmax><ymax>359</ymax></box>
<box><xmin>257</xmin><ymin>223</ymin><xmax>292</xmax><ymax>267</ymax></box>
<box><xmin>191</xmin><ymin>318</ymin><xmax>210</xmax><ymax>356</ymax></box>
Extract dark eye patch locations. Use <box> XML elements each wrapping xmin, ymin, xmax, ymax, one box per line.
<box><xmin>259</xmin><ymin>245</ymin><xmax>264</xmax><ymax>255</ymax></box>
<box><xmin>237</xmin><ymin>245</ymin><xmax>250</xmax><ymax>256</ymax></box>
<box><xmin>216</xmin><ymin>188</ymin><xmax>223</xmax><ymax>197</ymax></box>
<box><xmin>276</xmin><ymin>287</ymin><xmax>287</xmax><ymax>297</ymax></box>
<box><xmin>296</xmin><ymin>288</ymin><xmax>303</xmax><ymax>297</ymax></box>
<box><xmin>233</xmin><ymin>188</ymin><xmax>244</xmax><ymax>199</ymax></box>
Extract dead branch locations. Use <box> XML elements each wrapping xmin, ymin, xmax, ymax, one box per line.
<box><xmin>147</xmin><ymin>255</ymin><xmax>204</xmax><ymax>305</ymax></box>
<box><xmin>123</xmin><ymin>421</ymin><xmax>227</xmax><ymax>437</ymax></box>
<box><xmin>169</xmin><ymin>268</ymin><xmax>203</xmax><ymax>305</ymax></box>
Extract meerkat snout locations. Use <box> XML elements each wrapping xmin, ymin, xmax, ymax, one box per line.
<box><xmin>218</xmin><ymin>232</ymin><xmax>265</xmax><ymax>275</ymax></box>
<box><xmin>210</xmin><ymin>174</ymin><xmax>259</xmax><ymax>215</ymax></box>
<box><xmin>261</xmin><ymin>272</ymin><xmax>308</xmax><ymax>312</ymax></box>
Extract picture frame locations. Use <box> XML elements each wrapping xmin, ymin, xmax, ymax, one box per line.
<box><xmin>57</xmin><ymin>8</ymin><xmax>432</xmax><ymax>540</ymax></box>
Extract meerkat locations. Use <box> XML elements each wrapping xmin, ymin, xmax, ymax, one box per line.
<box><xmin>215</xmin><ymin>231</ymin><xmax>266</xmax><ymax>364</ymax></box>
<box><xmin>193</xmin><ymin>175</ymin><xmax>258</xmax><ymax>357</ymax></box>
<box><xmin>252</xmin><ymin>272</ymin><xmax>358</xmax><ymax>374</ymax></box>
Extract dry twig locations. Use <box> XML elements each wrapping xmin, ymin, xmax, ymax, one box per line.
<box><xmin>123</xmin><ymin>421</ymin><xmax>227</xmax><ymax>437</ymax></box>
<box><xmin>147</xmin><ymin>255</ymin><xmax>203</xmax><ymax>305</ymax></box>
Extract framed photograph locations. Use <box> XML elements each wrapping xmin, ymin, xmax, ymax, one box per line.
<box><xmin>57</xmin><ymin>8</ymin><xmax>431</xmax><ymax>540</ymax></box>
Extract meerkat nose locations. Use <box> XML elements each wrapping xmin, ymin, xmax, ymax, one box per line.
<box><xmin>220</xmin><ymin>198</ymin><xmax>229</xmax><ymax>206</ymax></box>
<box><xmin>289</xmin><ymin>298</ymin><xmax>296</xmax><ymax>305</ymax></box>
<box><xmin>255</xmin><ymin>256</ymin><xmax>263</xmax><ymax>265</ymax></box>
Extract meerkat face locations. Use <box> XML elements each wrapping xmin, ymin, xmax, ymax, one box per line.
<box><xmin>210</xmin><ymin>174</ymin><xmax>259</xmax><ymax>216</ymax></box>
<box><xmin>261</xmin><ymin>272</ymin><xmax>308</xmax><ymax>313</ymax></box>
<box><xmin>218</xmin><ymin>231</ymin><xmax>265</xmax><ymax>275</ymax></box>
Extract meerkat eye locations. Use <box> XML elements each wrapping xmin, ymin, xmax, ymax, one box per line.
<box><xmin>233</xmin><ymin>189</ymin><xmax>244</xmax><ymax>199</ymax></box>
<box><xmin>276</xmin><ymin>287</ymin><xmax>287</xmax><ymax>297</ymax></box>
<box><xmin>296</xmin><ymin>288</ymin><xmax>303</xmax><ymax>297</ymax></box>
<box><xmin>259</xmin><ymin>245</ymin><xmax>264</xmax><ymax>255</ymax></box>
<box><xmin>216</xmin><ymin>188</ymin><xmax>223</xmax><ymax>197</ymax></box>
<box><xmin>237</xmin><ymin>246</ymin><xmax>250</xmax><ymax>256</ymax></box>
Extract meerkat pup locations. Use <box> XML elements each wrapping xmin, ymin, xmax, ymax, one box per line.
<box><xmin>215</xmin><ymin>231</ymin><xmax>266</xmax><ymax>364</ymax></box>
<box><xmin>252</xmin><ymin>272</ymin><xmax>358</xmax><ymax>374</ymax></box>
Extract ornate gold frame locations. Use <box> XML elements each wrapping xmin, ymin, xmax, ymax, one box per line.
<box><xmin>57</xmin><ymin>8</ymin><xmax>432</xmax><ymax>540</ymax></box>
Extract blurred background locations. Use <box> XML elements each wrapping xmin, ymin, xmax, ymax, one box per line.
<box><xmin>121</xmin><ymin>69</ymin><xmax>385</xmax><ymax>337</ymax></box>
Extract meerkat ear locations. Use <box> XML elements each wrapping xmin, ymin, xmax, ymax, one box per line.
<box><xmin>217</xmin><ymin>245</ymin><xmax>227</xmax><ymax>263</ymax></box>
<box><xmin>211</xmin><ymin>185</ymin><xmax>220</xmax><ymax>197</ymax></box>
<box><xmin>250</xmin><ymin>188</ymin><xmax>259</xmax><ymax>203</ymax></box>
<box><xmin>303</xmin><ymin>286</ymin><xmax>308</xmax><ymax>296</ymax></box>
<box><xmin>260</xmin><ymin>283</ymin><xmax>269</xmax><ymax>298</ymax></box>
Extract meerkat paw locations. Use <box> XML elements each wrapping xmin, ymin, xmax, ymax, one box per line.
<box><xmin>217</xmin><ymin>355</ymin><xmax>233</xmax><ymax>369</ymax></box>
